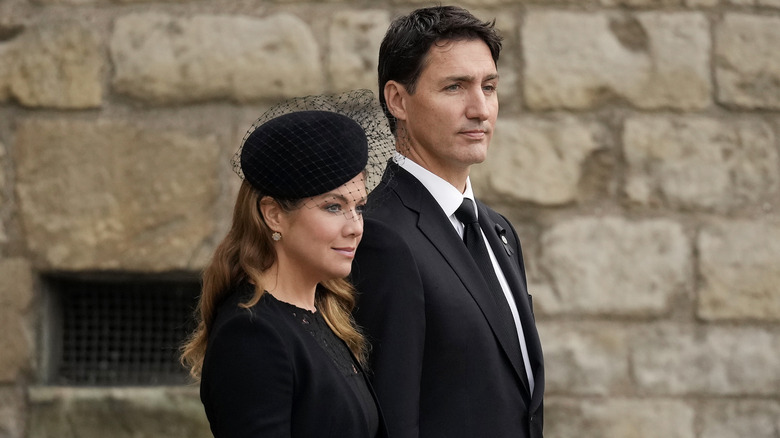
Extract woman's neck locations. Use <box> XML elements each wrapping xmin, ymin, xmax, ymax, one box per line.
<box><xmin>261</xmin><ymin>263</ymin><xmax>318</xmax><ymax>312</ymax></box>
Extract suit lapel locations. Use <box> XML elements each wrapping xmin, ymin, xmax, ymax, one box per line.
<box><xmin>477</xmin><ymin>201</ymin><xmax>545</xmax><ymax>410</ymax></box>
<box><xmin>388</xmin><ymin>165</ymin><xmax>531</xmax><ymax>396</ymax></box>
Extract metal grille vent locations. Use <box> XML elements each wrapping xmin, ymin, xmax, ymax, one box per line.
<box><xmin>47</xmin><ymin>275</ymin><xmax>199</xmax><ymax>386</ymax></box>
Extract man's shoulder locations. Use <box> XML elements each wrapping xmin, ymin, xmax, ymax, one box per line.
<box><xmin>476</xmin><ymin>198</ymin><xmax>507</xmax><ymax>220</ymax></box>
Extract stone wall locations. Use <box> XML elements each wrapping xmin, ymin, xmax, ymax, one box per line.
<box><xmin>0</xmin><ymin>0</ymin><xmax>778</xmax><ymax>437</ymax></box>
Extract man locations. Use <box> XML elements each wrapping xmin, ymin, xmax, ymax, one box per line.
<box><xmin>351</xmin><ymin>5</ymin><xmax>544</xmax><ymax>438</ymax></box>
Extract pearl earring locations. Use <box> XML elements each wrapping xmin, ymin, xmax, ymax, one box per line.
<box><xmin>272</xmin><ymin>232</ymin><xmax>282</xmax><ymax>241</ymax></box>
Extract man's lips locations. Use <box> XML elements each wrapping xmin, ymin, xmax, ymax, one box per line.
<box><xmin>460</xmin><ymin>129</ymin><xmax>488</xmax><ymax>139</ymax></box>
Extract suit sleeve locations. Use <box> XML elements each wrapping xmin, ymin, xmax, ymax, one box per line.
<box><xmin>201</xmin><ymin>312</ymin><xmax>293</xmax><ymax>438</ymax></box>
<box><xmin>352</xmin><ymin>218</ymin><xmax>425</xmax><ymax>438</ymax></box>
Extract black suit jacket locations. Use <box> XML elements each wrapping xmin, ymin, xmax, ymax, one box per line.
<box><xmin>200</xmin><ymin>284</ymin><xmax>388</xmax><ymax>438</ymax></box>
<box><xmin>352</xmin><ymin>163</ymin><xmax>544</xmax><ymax>438</ymax></box>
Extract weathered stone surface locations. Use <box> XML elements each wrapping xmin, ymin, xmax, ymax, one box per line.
<box><xmin>7</xmin><ymin>21</ymin><xmax>102</xmax><ymax>108</ymax></box>
<box><xmin>725</xmin><ymin>0</ymin><xmax>780</xmax><ymax>9</ymax></box>
<box><xmin>27</xmin><ymin>387</ymin><xmax>210</xmax><ymax>438</ymax></box>
<box><xmin>546</xmin><ymin>397</ymin><xmax>695</xmax><ymax>438</ymax></box>
<box><xmin>602</xmin><ymin>0</ymin><xmax>720</xmax><ymax>5</ymax></box>
<box><xmin>624</xmin><ymin>116</ymin><xmax>778</xmax><ymax>212</ymax></box>
<box><xmin>537</xmin><ymin>322</ymin><xmax>630</xmax><ymax>395</ymax></box>
<box><xmin>632</xmin><ymin>324</ymin><xmax>780</xmax><ymax>395</ymax></box>
<box><xmin>698</xmin><ymin>219</ymin><xmax>780</xmax><ymax>321</ymax></box>
<box><xmin>0</xmin><ymin>44</ymin><xmax>11</xmax><ymax>102</ymax></box>
<box><xmin>524</xmin><ymin>11</ymin><xmax>710</xmax><ymax>110</ymax></box>
<box><xmin>328</xmin><ymin>10</ymin><xmax>389</xmax><ymax>92</ymax></box>
<box><xmin>0</xmin><ymin>258</ymin><xmax>33</xmax><ymax>382</ymax></box>
<box><xmin>716</xmin><ymin>14</ymin><xmax>780</xmax><ymax>109</ymax></box>
<box><xmin>472</xmin><ymin>116</ymin><xmax>605</xmax><ymax>205</ymax></box>
<box><xmin>604</xmin><ymin>0</ymin><xmax>720</xmax><ymax>5</ymax></box>
<box><xmin>111</xmin><ymin>13</ymin><xmax>323</xmax><ymax>104</ymax></box>
<box><xmin>0</xmin><ymin>140</ymin><xmax>7</xmax><ymax>238</ymax></box>
<box><xmin>0</xmin><ymin>386</ymin><xmax>25</xmax><ymax>438</ymax></box>
<box><xmin>539</xmin><ymin>216</ymin><xmax>690</xmax><ymax>316</ymax></box>
<box><xmin>600</xmin><ymin>0</ymin><xmax>683</xmax><ymax>6</ymax></box>
<box><xmin>14</xmin><ymin>118</ymin><xmax>219</xmax><ymax>271</ymax></box>
<box><xmin>701</xmin><ymin>400</ymin><xmax>780</xmax><ymax>438</ymax></box>
<box><xmin>0</xmin><ymin>140</ymin><xmax>5</xmax><ymax>193</ymax></box>
<box><xmin>391</xmin><ymin>0</ymin><xmax>511</xmax><ymax>5</ymax></box>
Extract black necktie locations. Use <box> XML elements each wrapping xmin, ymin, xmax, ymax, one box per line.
<box><xmin>455</xmin><ymin>198</ymin><xmax>529</xmax><ymax>390</ymax></box>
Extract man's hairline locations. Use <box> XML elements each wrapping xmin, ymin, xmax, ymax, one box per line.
<box><xmin>403</xmin><ymin>36</ymin><xmax>498</xmax><ymax>96</ymax></box>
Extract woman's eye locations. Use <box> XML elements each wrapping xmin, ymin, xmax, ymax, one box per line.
<box><xmin>355</xmin><ymin>204</ymin><xmax>366</xmax><ymax>215</ymax></box>
<box><xmin>325</xmin><ymin>204</ymin><xmax>342</xmax><ymax>213</ymax></box>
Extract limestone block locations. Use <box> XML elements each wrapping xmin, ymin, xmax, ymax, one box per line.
<box><xmin>0</xmin><ymin>140</ymin><xmax>5</xmax><ymax>245</ymax></box>
<box><xmin>701</xmin><ymin>400</ymin><xmax>780</xmax><ymax>438</ymax></box>
<box><xmin>0</xmin><ymin>386</ymin><xmax>25</xmax><ymax>438</ymax></box>
<box><xmin>600</xmin><ymin>0</ymin><xmax>683</xmax><ymax>6</ymax></box>
<box><xmin>328</xmin><ymin>10</ymin><xmax>389</xmax><ymax>92</ymax></box>
<box><xmin>716</xmin><ymin>14</ymin><xmax>780</xmax><ymax>109</ymax></box>
<box><xmin>698</xmin><ymin>219</ymin><xmax>780</xmax><ymax>321</ymax></box>
<box><xmin>27</xmin><ymin>387</ymin><xmax>210</xmax><ymax>438</ymax></box>
<box><xmin>14</xmin><ymin>118</ymin><xmax>219</xmax><ymax>271</ymax></box>
<box><xmin>631</xmin><ymin>324</ymin><xmax>780</xmax><ymax>395</ymax></box>
<box><xmin>0</xmin><ymin>139</ymin><xmax>6</xmax><ymax>205</ymax></box>
<box><xmin>0</xmin><ymin>44</ymin><xmax>11</xmax><ymax>102</ymax></box>
<box><xmin>601</xmin><ymin>0</ymin><xmax>720</xmax><ymax>5</ymax></box>
<box><xmin>624</xmin><ymin>116</ymin><xmax>779</xmax><ymax>212</ymax></box>
<box><xmin>20</xmin><ymin>0</ymin><xmax>95</xmax><ymax>3</ymax></box>
<box><xmin>391</xmin><ymin>0</ymin><xmax>510</xmax><ymax>5</ymax></box>
<box><xmin>111</xmin><ymin>13</ymin><xmax>323</xmax><ymax>104</ymax></box>
<box><xmin>472</xmin><ymin>116</ymin><xmax>605</xmax><ymax>205</ymax></box>
<box><xmin>539</xmin><ymin>216</ymin><xmax>690</xmax><ymax>316</ymax></box>
<box><xmin>537</xmin><ymin>322</ymin><xmax>630</xmax><ymax>395</ymax></box>
<box><xmin>524</xmin><ymin>11</ymin><xmax>710</xmax><ymax>110</ymax></box>
<box><xmin>546</xmin><ymin>397</ymin><xmax>695</xmax><ymax>438</ymax></box>
<box><xmin>8</xmin><ymin>21</ymin><xmax>102</xmax><ymax>108</ymax></box>
<box><xmin>0</xmin><ymin>259</ymin><xmax>33</xmax><ymax>383</ymax></box>
<box><xmin>725</xmin><ymin>0</ymin><xmax>780</xmax><ymax>9</ymax></box>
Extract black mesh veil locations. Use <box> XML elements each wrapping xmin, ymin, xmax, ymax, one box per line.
<box><xmin>232</xmin><ymin>89</ymin><xmax>395</xmax><ymax>199</ymax></box>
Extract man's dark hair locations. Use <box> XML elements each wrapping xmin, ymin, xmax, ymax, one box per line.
<box><xmin>377</xmin><ymin>6</ymin><xmax>503</xmax><ymax>133</ymax></box>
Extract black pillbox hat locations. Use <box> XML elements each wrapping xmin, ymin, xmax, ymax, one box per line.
<box><xmin>240</xmin><ymin>110</ymin><xmax>369</xmax><ymax>199</ymax></box>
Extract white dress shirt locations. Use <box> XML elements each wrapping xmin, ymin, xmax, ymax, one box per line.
<box><xmin>395</xmin><ymin>153</ymin><xmax>535</xmax><ymax>393</ymax></box>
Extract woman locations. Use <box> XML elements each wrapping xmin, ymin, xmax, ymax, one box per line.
<box><xmin>181</xmin><ymin>91</ymin><xmax>393</xmax><ymax>438</ymax></box>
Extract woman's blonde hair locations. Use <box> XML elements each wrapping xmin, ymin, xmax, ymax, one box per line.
<box><xmin>180</xmin><ymin>180</ymin><xmax>367</xmax><ymax>379</ymax></box>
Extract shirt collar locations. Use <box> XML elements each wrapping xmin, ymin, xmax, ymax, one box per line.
<box><xmin>394</xmin><ymin>152</ymin><xmax>476</xmax><ymax>219</ymax></box>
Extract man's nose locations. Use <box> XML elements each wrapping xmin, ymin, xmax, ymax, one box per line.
<box><xmin>465</xmin><ymin>89</ymin><xmax>490</xmax><ymax>121</ymax></box>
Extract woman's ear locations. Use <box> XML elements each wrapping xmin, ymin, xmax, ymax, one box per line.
<box><xmin>258</xmin><ymin>196</ymin><xmax>285</xmax><ymax>233</ymax></box>
<box><xmin>384</xmin><ymin>80</ymin><xmax>407</xmax><ymax>123</ymax></box>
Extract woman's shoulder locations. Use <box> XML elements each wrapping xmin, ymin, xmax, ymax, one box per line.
<box><xmin>210</xmin><ymin>286</ymin><xmax>285</xmax><ymax>340</ymax></box>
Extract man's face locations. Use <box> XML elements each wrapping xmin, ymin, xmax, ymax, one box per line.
<box><xmin>394</xmin><ymin>39</ymin><xmax>499</xmax><ymax>184</ymax></box>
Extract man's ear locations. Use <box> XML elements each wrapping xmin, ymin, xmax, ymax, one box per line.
<box><xmin>259</xmin><ymin>196</ymin><xmax>285</xmax><ymax>233</ymax></box>
<box><xmin>384</xmin><ymin>80</ymin><xmax>407</xmax><ymax>123</ymax></box>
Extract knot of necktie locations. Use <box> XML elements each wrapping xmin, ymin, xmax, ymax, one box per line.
<box><xmin>455</xmin><ymin>198</ymin><xmax>478</xmax><ymax>225</ymax></box>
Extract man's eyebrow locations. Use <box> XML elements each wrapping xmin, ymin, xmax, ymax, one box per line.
<box><xmin>441</xmin><ymin>73</ymin><xmax>500</xmax><ymax>83</ymax></box>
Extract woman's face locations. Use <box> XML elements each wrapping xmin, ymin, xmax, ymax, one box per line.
<box><xmin>277</xmin><ymin>174</ymin><xmax>367</xmax><ymax>283</ymax></box>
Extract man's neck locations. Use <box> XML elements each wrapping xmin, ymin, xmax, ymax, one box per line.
<box><xmin>395</xmin><ymin>151</ymin><xmax>469</xmax><ymax>193</ymax></box>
